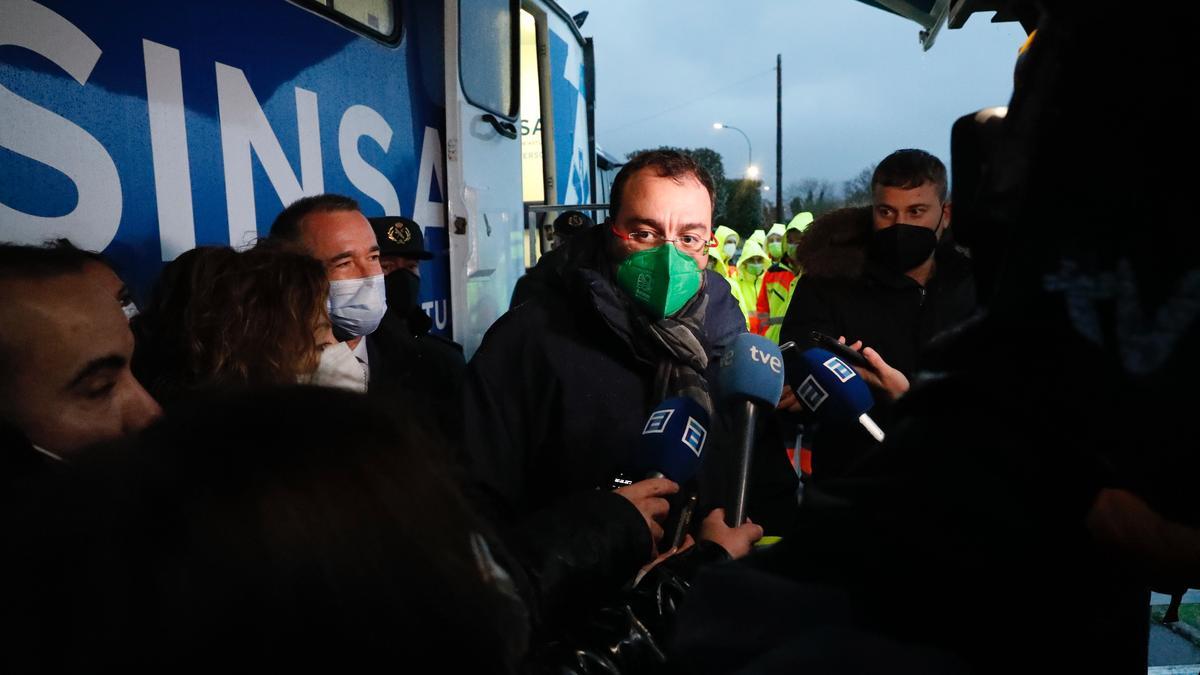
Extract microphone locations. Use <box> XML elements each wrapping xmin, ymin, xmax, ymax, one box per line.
<box><xmin>610</xmin><ymin>396</ymin><xmax>709</xmax><ymax>489</ymax></box>
<box><xmin>631</xmin><ymin>396</ymin><xmax>710</xmax><ymax>484</ymax></box>
<box><xmin>790</xmin><ymin>347</ymin><xmax>885</xmax><ymax>443</ymax></box>
<box><xmin>633</xmin><ymin>397</ymin><xmax>711</xmax><ymax>550</ymax></box>
<box><xmin>717</xmin><ymin>333</ymin><xmax>786</xmax><ymax>526</ymax></box>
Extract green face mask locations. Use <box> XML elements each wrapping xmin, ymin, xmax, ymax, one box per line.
<box><xmin>787</xmin><ymin>243</ymin><xmax>799</xmax><ymax>260</ymax></box>
<box><xmin>767</xmin><ymin>241</ymin><xmax>783</xmax><ymax>260</ymax></box>
<box><xmin>744</xmin><ymin>261</ymin><xmax>765</xmax><ymax>277</ymax></box>
<box><xmin>617</xmin><ymin>244</ymin><xmax>702</xmax><ymax>319</ymax></box>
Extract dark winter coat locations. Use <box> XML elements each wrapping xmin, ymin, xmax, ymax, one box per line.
<box><xmin>780</xmin><ymin>207</ymin><xmax>977</xmax><ymax>480</ymax></box>
<box><xmin>782</xmin><ymin>206</ymin><xmax>977</xmax><ymax>377</ymax></box>
<box><xmin>366</xmin><ymin>306</ymin><xmax>465</xmax><ymax>442</ymax></box>
<box><xmin>461</xmin><ymin>225</ymin><xmax>748</xmax><ymax>631</ymax></box>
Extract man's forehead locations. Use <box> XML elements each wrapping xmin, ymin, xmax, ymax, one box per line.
<box><xmin>874</xmin><ymin>182</ymin><xmax>941</xmax><ymax>206</ymax></box>
<box><xmin>1</xmin><ymin>276</ymin><xmax>131</xmax><ymax>372</ymax></box>
<box><xmin>621</xmin><ymin>171</ymin><xmax>712</xmax><ymax>228</ymax></box>
<box><xmin>301</xmin><ymin>210</ymin><xmax>376</xmax><ymax>247</ymax></box>
<box><xmin>627</xmin><ymin>169</ymin><xmax>709</xmax><ymax>198</ymax></box>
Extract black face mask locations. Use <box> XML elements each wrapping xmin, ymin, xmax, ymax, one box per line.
<box><xmin>867</xmin><ymin>223</ymin><xmax>939</xmax><ymax>273</ymax></box>
<box><xmin>383</xmin><ymin>269</ymin><xmax>421</xmax><ymax>316</ymax></box>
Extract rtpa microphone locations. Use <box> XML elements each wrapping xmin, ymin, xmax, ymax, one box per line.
<box><xmin>792</xmin><ymin>347</ymin><xmax>885</xmax><ymax>443</ymax></box>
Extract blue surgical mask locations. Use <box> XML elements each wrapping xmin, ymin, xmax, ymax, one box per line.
<box><xmin>327</xmin><ymin>274</ymin><xmax>387</xmax><ymax>338</ymax></box>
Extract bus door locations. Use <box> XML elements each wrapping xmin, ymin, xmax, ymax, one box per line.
<box><xmin>518</xmin><ymin>2</ymin><xmax>597</xmax><ymax>267</ymax></box>
<box><xmin>444</xmin><ymin>0</ymin><xmax>523</xmax><ymax>358</ymax></box>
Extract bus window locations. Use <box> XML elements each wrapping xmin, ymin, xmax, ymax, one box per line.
<box><xmin>519</xmin><ymin>8</ymin><xmax>545</xmax><ymax>204</ymax></box>
<box><xmin>331</xmin><ymin>0</ymin><xmax>395</xmax><ymax>35</ymax></box>
<box><xmin>459</xmin><ymin>0</ymin><xmax>518</xmax><ymax>119</ymax></box>
<box><xmin>520</xmin><ymin>8</ymin><xmax>541</xmax><ymax>269</ymax></box>
<box><xmin>296</xmin><ymin>0</ymin><xmax>399</xmax><ymax>42</ymax></box>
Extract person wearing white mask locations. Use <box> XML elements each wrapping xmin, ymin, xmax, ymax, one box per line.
<box><xmin>304</xmin><ymin>310</ymin><xmax>368</xmax><ymax>393</ymax></box>
<box><xmin>148</xmin><ymin>244</ymin><xmax>367</xmax><ymax>396</ymax></box>
<box><xmin>269</xmin><ymin>195</ymin><xmax>387</xmax><ymax>387</ymax></box>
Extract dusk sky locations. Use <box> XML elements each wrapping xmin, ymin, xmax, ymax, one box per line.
<box><xmin>556</xmin><ymin>1</ymin><xmax>1026</xmax><ymax>197</ymax></box>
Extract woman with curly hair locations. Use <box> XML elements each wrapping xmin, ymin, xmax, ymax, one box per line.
<box><xmin>133</xmin><ymin>244</ymin><xmax>365</xmax><ymax>402</ymax></box>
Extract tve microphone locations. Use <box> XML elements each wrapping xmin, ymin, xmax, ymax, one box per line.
<box><xmin>717</xmin><ymin>333</ymin><xmax>786</xmax><ymax>526</ymax></box>
<box><xmin>632</xmin><ymin>396</ymin><xmax>710</xmax><ymax>484</ymax></box>
<box><xmin>792</xmin><ymin>347</ymin><xmax>885</xmax><ymax>443</ymax></box>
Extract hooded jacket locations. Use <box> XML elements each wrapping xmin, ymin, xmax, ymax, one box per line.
<box><xmin>784</xmin><ymin>211</ymin><xmax>814</xmax><ymax>270</ymax></box>
<box><xmin>754</xmin><ymin>216</ymin><xmax>812</xmax><ymax>341</ymax></box>
<box><xmin>765</xmin><ymin>223</ymin><xmax>788</xmax><ymax>264</ymax></box>
<box><xmin>462</xmin><ymin>225</ymin><xmax>747</xmax><ymax>631</ymax></box>
<box><xmin>712</xmin><ymin>225</ymin><xmax>741</xmax><ymax>280</ymax></box>
<box><xmin>747</xmin><ymin>229</ymin><xmax>768</xmax><ymax>250</ymax></box>
<box><xmin>734</xmin><ymin>238</ymin><xmax>769</xmax><ymax>332</ymax></box>
<box><xmin>706</xmin><ymin>254</ymin><xmax>746</xmax><ymax>314</ymax></box>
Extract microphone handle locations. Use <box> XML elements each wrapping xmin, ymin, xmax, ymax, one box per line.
<box><xmin>670</xmin><ymin>493</ymin><xmax>698</xmax><ymax>550</ymax></box>
<box><xmin>728</xmin><ymin>400</ymin><xmax>758</xmax><ymax>527</ymax></box>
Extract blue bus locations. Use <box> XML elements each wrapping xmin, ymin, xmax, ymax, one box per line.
<box><xmin>1</xmin><ymin>0</ymin><xmax>598</xmax><ymax>356</ymax></box>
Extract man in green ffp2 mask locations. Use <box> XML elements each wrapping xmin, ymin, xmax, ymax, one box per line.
<box><xmin>461</xmin><ymin>150</ymin><xmax>767</xmax><ymax>627</ymax></box>
<box><xmin>607</xmin><ymin>163</ymin><xmax>715</xmax><ymax>319</ymax></box>
<box><xmin>615</xmin><ymin>243</ymin><xmax>703</xmax><ymax>319</ymax></box>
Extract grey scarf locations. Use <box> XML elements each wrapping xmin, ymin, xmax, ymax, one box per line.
<box><xmin>579</xmin><ymin>268</ymin><xmax>714</xmax><ymax>417</ymax></box>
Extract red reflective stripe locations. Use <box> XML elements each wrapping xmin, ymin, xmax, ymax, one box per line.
<box><xmin>800</xmin><ymin>448</ymin><xmax>813</xmax><ymax>475</ymax></box>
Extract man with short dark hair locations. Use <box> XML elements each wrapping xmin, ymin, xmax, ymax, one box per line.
<box><xmin>268</xmin><ymin>194</ymin><xmax>383</xmax><ymax>387</ymax></box>
<box><xmin>462</xmin><ymin>150</ymin><xmax>763</xmax><ymax>630</ymax></box>
<box><xmin>0</xmin><ymin>243</ymin><xmax>161</xmax><ymax>479</ymax></box>
<box><xmin>269</xmin><ymin>193</ymin><xmax>362</xmax><ymax>244</ymax></box>
<box><xmin>780</xmin><ymin>149</ymin><xmax>976</xmax><ymax>481</ymax></box>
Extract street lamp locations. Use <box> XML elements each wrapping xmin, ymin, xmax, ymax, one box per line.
<box><xmin>713</xmin><ymin>122</ymin><xmax>754</xmax><ymax>178</ymax></box>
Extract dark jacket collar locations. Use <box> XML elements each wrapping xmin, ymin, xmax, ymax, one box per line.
<box><xmin>864</xmin><ymin>242</ymin><xmax>974</xmax><ymax>292</ymax></box>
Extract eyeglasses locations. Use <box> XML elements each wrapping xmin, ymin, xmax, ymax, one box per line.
<box><xmin>611</xmin><ymin>226</ymin><xmax>715</xmax><ymax>254</ymax></box>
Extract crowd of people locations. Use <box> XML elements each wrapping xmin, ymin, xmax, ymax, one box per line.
<box><xmin>2</xmin><ymin>8</ymin><xmax>1199</xmax><ymax>672</ymax></box>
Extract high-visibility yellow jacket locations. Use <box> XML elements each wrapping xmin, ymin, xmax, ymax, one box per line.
<box><xmin>712</xmin><ymin>225</ymin><xmax>741</xmax><ymax>280</ymax></box>
<box><xmin>765</xmin><ymin>222</ymin><xmax>787</xmax><ymax>264</ymax></box>
<box><xmin>755</xmin><ymin>213</ymin><xmax>812</xmax><ymax>341</ymax></box>
<box><xmin>757</xmin><ymin>265</ymin><xmax>799</xmax><ymax>342</ymax></box>
<box><xmin>735</xmin><ymin>238</ymin><xmax>768</xmax><ymax>332</ymax></box>
<box><xmin>711</xmin><ymin>270</ymin><xmax>745</xmax><ymax>314</ymax></box>
<box><xmin>747</xmin><ymin>228</ymin><xmax>767</xmax><ymax>250</ymax></box>
<box><xmin>784</xmin><ymin>211</ymin><xmax>814</xmax><ymax>267</ymax></box>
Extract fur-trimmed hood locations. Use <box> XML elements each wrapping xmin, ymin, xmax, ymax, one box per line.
<box><xmin>792</xmin><ymin>206</ymin><xmax>874</xmax><ymax>280</ymax></box>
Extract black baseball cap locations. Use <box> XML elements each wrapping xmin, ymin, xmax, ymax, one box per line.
<box><xmin>369</xmin><ymin>216</ymin><xmax>433</xmax><ymax>260</ymax></box>
<box><xmin>552</xmin><ymin>210</ymin><xmax>593</xmax><ymax>238</ymax></box>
